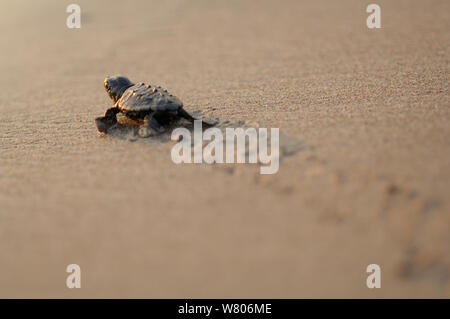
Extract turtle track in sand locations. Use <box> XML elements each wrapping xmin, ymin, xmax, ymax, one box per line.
<box><xmin>102</xmin><ymin>109</ymin><xmax>307</xmax><ymax>164</ymax></box>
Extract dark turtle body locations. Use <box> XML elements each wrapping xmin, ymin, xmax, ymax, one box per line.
<box><xmin>118</xmin><ymin>83</ymin><xmax>183</xmax><ymax>120</ymax></box>
<box><xmin>95</xmin><ymin>75</ymin><xmax>198</xmax><ymax>137</ymax></box>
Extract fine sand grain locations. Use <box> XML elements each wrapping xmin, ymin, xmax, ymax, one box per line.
<box><xmin>0</xmin><ymin>0</ymin><xmax>449</xmax><ymax>298</ymax></box>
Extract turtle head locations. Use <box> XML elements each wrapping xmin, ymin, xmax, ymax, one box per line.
<box><xmin>104</xmin><ymin>75</ymin><xmax>134</xmax><ymax>103</ymax></box>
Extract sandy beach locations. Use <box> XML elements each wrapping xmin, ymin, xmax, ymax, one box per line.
<box><xmin>0</xmin><ymin>0</ymin><xmax>449</xmax><ymax>298</ymax></box>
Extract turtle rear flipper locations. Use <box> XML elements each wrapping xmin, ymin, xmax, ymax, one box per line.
<box><xmin>177</xmin><ymin>108</ymin><xmax>196</xmax><ymax>122</ymax></box>
<box><xmin>177</xmin><ymin>108</ymin><xmax>215</xmax><ymax>127</ymax></box>
<box><xmin>138</xmin><ymin>113</ymin><xmax>165</xmax><ymax>138</ymax></box>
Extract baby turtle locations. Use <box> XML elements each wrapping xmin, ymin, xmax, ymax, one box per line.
<box><xmin>95</xmin><ymin>75</ymin><xmax>201</xmax><ymax>137</ymax></box>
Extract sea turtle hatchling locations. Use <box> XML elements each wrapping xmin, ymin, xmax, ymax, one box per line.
<box><xmin>95</xmin><ymin>75</ymin><xmax>204</xmax><ymax>137</ymax></box>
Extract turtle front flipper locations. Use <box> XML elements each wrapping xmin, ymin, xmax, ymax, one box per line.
<box><xmin>95</xmin><ymin>107</ymin><xmax>120</xmax><ymax>133</ymax></box>
<box><xmin>138</xmin><ymin>112</ymin><xmax>165</xmax><ymax>138</ymax></box>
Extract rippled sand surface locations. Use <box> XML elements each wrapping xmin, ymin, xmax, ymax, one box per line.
<box><xmin>0</xmin><ymin>0</ymin><xmax>448</xmax><ymax>297</ymax></box>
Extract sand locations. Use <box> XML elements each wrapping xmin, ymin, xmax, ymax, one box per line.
<box><xmin>0</xmin><ymin>0</ymin><xmax>449</xmax><ymax>298</ymax></box>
